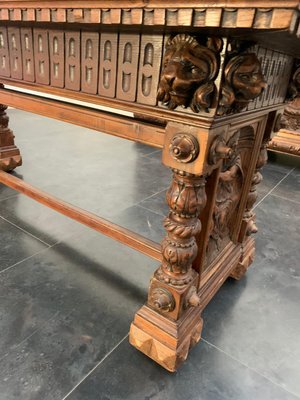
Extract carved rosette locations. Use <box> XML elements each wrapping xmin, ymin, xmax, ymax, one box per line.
<box><xmin>156</xmin><ymin>170</ymin><xmax>207</xmax><ymax>287</ymax></box>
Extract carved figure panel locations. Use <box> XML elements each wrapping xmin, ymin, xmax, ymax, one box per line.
<box><xmin>157</xmin><ymin>34</ymin><xmax>222</xmax><ymax>113</ymax></box>
<box><xmin>217</xmin><ymin>51</ymin><xmax>266</xmax><ymax>115</ymax></box>
<box><xmin>65</xmin><ymin>31</ymin><xmax>80</xmax><ymax>91</ymax></box>
<box><xmin>137</xmin><ymin>34</ymin><xmax>163</xmax><ymax>105</ymax></box>
<box><xmin>21</xmin><ymin>28</ymin><xmax>35</xmax><ymax>82</ymax></box>
<box><xmin>0</xmin><ymin>27</ymin><xmax>10</xmax><ymax>77</ymax></box>
<box><xmin>117</xmin><ymin>33</ymin><xmax>140</xmax><ymax>102</ymax></box>
<box><xmin>7</xmin><ymin>27</ymin><xmax>23</xmax><ymax>80</ymax></box>
<box><xmin>81</xmin><ymin>31</ymin><xmax>99</xmax><ymax>94</ymax></box>
<box><xmin>98</xmin><ymin>32</ymin><xmax>118</xmax><ymax>98</ymax></box>
<box><xmin>206</xmin><ymin>131</ymin><xmax>244</xmax><ymax>265</ymax></box>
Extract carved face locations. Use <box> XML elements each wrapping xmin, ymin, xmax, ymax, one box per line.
<box><xmin>229</xmin><ymin>54</ymin><xmax>266</xmax><ymax>102</ymax></box>
<box><xmin>157</xmin><ymin>34</ymin><xmax>219</xmax><ymax>111</ymax></box>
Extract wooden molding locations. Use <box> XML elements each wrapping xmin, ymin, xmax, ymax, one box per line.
<box><xmin>0</xmin><ymin>5</ymin><xmax>298</xmax><ymax>30</ymax></box>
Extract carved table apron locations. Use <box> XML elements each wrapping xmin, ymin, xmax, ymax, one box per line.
<box><xmin>0</xmin><ymin>1</ymin><xmax>299</xmax><ymax>372</ymax></box>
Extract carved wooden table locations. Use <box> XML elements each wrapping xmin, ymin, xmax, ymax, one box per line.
<box><xmin>0</xmin><ymin>1</ymin><xmax>299</xmax><ymax>372</ymax></box>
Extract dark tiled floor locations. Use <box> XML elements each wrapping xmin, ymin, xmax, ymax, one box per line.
<box><xmin>0</xmin><ymin>109</ymin><xmax>299</xmax><ymax>400</ymax></box>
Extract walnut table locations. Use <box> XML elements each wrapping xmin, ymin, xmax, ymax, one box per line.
<box><xmin>0</xmin><ymin>1</ymin><xmax>299</xmax><ymax>372</ymax></box>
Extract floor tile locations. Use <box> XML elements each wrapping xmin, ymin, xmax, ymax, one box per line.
<box><xmin>138</xmin><ymin>189</ymin><xmax>168</xmax><ymax>217</ymax></box>
<box><xmin>110</xmin><ymin>205</ymin><xmax>165</xmax><ymax>243</ymax></box>
<box><xmin>0</xmin><ymin>227</ymin><xmax>157</xmax><ymax>400</ymax></box>
<box><xmin>1</xmin><ymin>109</ymin><xmax>300</xmax><ymax>400</ymax></box>
<box><xmin>0</xmin><ymin>218</ymin><xmax>48</xmax><ymax>272</ymax></box>
<box><xmin>7</xmin><ymin>109</ymin><xmax>171</xmax><ymax>215</ymax></box>
<box><xmin>272</xmin><ymin>168</ymin><xmax>300</xmax><ymax>204</ymax></box>
<box><xmin>257</xmin><ymin>160</ymin><xmax>293</xmax><ymax>198</ymax></box>
<box><xmin>0</xmin><ymin>182</ymin><xmax>18</xmax><ymax>201</ymax></box>
<box><xmin>202</xmin><ymin>194</ymin><xmax>300</xmax><ymax>397</ymax></box>
<box><xmin>0</xmin><ymin>195</ymin><xmax>85</xmax><ymax>246</ymax></box>
<box><xmin>66</xmin><ymin>338</ymin><xmax>298</xmax><ymax>400</ymax></box>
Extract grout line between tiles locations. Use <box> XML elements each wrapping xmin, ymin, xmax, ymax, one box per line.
<box><xmin>137</xmin><ymin>203</ymin><xmax>165</xmax><ymax>218</ymax></box>
<box><xmin>201</xmin><ymin>338</ymin><xmax>300</xmax><ymax>399</ymax></box>
<box><xmin>62</xmin><ymin>334</ymin><xmax>129</xmax><ymax>400</ymax></box>
<box><xmin>0</xmin><ymin>311</ymin><xmax>60</xmax><ymax>364</ymax></box>
<box><xmin>253</xmin><ymin>167</ymin><xmax>295</xmax><ymax>210</ymax></box>
<box><xmin>0</xmin><ymin>215</ymin><xmax>51</xmax><ymax>247</ymax></box>
<box><xmin>0</xmin><ymin>245</ymin><xmax>52</xmax><ymax>275</ymax></box>
<box><xmin>269</xmin><ymin>192</ymin><xmax>300</xmax><ymax>206</ymax></box>
<box><xmin>142</xmin><ymin>149</ymin><xmax>162</xmax><ymax>158</ymax></box>
<box><xmin>0</xmin><ymin>193</ymin><xmax>20</xmax><ymax>203</ymax></box>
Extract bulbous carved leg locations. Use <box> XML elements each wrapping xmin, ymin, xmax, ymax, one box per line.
<box><xmin>130</xmin><ymin>170</ymin><xmax>207</xmax><ymax>372</ymax></box>
<box><xmin>0</xmin><ymin>103</ymin><xmax>22</xmax><ymax>171</ymax></box>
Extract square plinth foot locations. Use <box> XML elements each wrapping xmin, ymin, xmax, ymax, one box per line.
<box><xmin>129</xmin><ymin>305</ymin><xmax>203</xmax><ymax>372</ymax></box>
<box><xmin>0</xmin><ymin>149</ymin><xmax>22</xmax><ymax>172</ymax></box>
<box><xmin>230</xmin><ymin>236</ymin><xmax>255</xmax><ymax>280</ymax></box>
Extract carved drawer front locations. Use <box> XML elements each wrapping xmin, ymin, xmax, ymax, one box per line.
<box><xmin>49</xmin><ymin>30</ymin><xmax>64</xmax><ymax>88</ymax></box>
<box><xmin>137</xmin><ymin>34</ymin><xmax>163</xmax><ymax>106</ymax></box>
<box><xmin>0</xmin><ymin>27</ymin><xmax>10</xmax><ymax>77</ymax></box>
<box><xmin>81</xmin><ymin>31</ymin><xmax>99</xmax><ymax>94</ymax></box>
<box><xmin>7</xmin><ymin>27</ymin><xmax>22</xmax><ymax>80</ymax></box>
<box><xmin>98</xmin><ymin>32</ymin><xmax>118</xmax><ymax>98</ymax></box>
<box><xmin>65</xmin><ymin>31</ymin><xmax>80</xmax><ymax>91</ymax></box>
<box><xmin>21</xmin><ymin>28</ymin><xmax>35</xmax><ymax>82</ymax></box>
<box><xmin>34</xmin><ymin>29</ymin><xmax>50</xmax><ymax>85</ymax></box>
<box><xmin>117</xmin><ymin>33</ymin><xmax>140</xmax><ymax>102</ymax></box>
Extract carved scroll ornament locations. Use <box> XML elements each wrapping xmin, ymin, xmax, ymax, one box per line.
<box><xmin>217</xmin><ymin>53</ymin><xmax>266</xmax><ymax>116</ymax></box>
<box><xmin>157</xmin><ymin>34</ymin><xmax>222</xmax><ymax>113</ymax></box>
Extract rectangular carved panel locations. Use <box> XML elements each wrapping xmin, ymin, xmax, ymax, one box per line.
<box><xmin>33</xmin><ymin>29</ymin><xmax>50</xmax><ymax>85</ymax></box>
<box><xmin>0</xmin><ymin>27</ymin><xmax>10</xmax><ymax>77</ymax></box>
<box><xmin>49</xmin><ymin>30</ymin><xmax>64</xmax><ymax>88</ymax></box>
<box><xmin>65</xmin><ymin>31</ymin><xmax>80</xmax><ymax>91</ymax></box>
<box><xmin>7</xmin><ymin>27</ymin><xmax>22</xmax><ymax>79</ymax></box>
<box><xmin>20</xmin><ymin>28</ymin><xmax>35</xmax><ymax>82</ymax></box>
<box><xmin>81</xmin><ymin>31</ymin><xmax>99</xmax><ymax>94</ymax></box>
<box><xmin>117</xmin><ymin>33</ymin><xmax>140</xmax><ymax>102</ymax></box>
<box><xmin>98</xmin><ymin>32</ymin><xmax>118</xmax><ymax>98</ymax></box>
<box><xmin>137</xmin><ymin>34</ymin><xmax>163</xmax><ymax>106</ymax></box>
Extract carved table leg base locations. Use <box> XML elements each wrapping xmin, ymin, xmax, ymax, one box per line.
<box><xmin>130</xmin><ymin>305</ymin><xmax>203</xmax><ymax>372</ymax></box>
<box><xmin>0</xmin><ymin>151</ymin><xmax>22</xmax><ymax>172</ymax></box>
<box><xmin>0</xmin><ymin>105</ymin><xmax>22</xmax><ymax>172</ymax></box>
<box><xmin>230</xmin><ymin>237</ymin><xmax>255</xmax><ymax>280</ymax></box>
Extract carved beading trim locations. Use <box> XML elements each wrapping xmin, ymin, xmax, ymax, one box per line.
<box><xmin>0</xmin><ymin>7</ymin><xmax>297</xmax><ymax>30</ymax></box>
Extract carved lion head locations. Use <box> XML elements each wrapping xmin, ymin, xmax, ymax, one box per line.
<box><xmin>157</xmin><ymin>34</ymin><xmax>221</xmax><ymax>112</ymax></box>
<box><xmin>218</xmin><ymin>53</ymin><xmax>266</xmax><ymax>115</ymax></box>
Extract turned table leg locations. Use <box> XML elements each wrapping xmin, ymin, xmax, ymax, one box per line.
<box><xmin>0</xmin><ymin>99</ymin><xmax>22</xmax><ymax>171</ymax></box>
<box><xmin>130</xmin><ymin>169</ymin><xmax>207</xmax><ymax>372</ymax></box>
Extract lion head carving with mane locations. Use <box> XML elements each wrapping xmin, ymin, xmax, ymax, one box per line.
<box><xmin>157</xmin><ymin>34</ymin><xmax>222</xmax><ymax>113</ymax></box>
<box><xmin>217</xmin><ymin>53</ymin><xmax>266</xmax><ymax>116</ymax></box>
